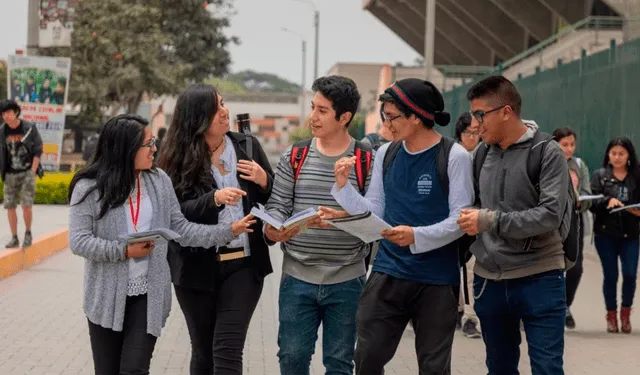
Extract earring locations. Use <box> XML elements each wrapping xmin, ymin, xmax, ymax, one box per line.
<box><xmin>628</xmin><ymin>160</ymin><xmax>631</xmax><ymax>166</ymax></box>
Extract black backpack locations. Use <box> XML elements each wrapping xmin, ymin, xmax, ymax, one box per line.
<box><xmin>473</xmin><ymin>130</ymin><xmax>580</xmax><ymax>271</ymax></box>
<box><xmin>383</xmin><ymin>137</ymin><xmax>476</xmax><ymax>303</ymax></box>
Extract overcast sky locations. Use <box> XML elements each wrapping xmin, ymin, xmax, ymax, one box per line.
<box><xmin>0</xmin><ymin>0</ymin><xmax>420</xmax><ymax>88</ymax></box>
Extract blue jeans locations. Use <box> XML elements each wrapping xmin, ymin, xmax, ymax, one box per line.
<box><xmin>593</xmin><ymin>235</ymin><xmax>640</xmax><ymax>311</ymax></box>
<box><xmin>277</xmin><ymin>274</ymin><xmax>365</xmax><ymax>375</ymax></box>
<box><xmin>474</xmin><ymin>270</ymin><xmax>566</xmax><ymax>375</ymax></box>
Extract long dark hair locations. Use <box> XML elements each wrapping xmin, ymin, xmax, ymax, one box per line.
<box><xmin>157</xmin><ymin>83</ymin><xmax>219</xmax><ymax>197</ymax></box>
<box><xmin>69</xmin><ymin>114</ymin><xmax>149</xmax><ymax>219</ymax></box>
<box><xmin>603</xmin><ymin>137</ymin><xmax>640</xmax><ymax>180</ymax></box>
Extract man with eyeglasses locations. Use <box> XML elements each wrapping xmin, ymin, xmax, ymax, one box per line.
<box><xmin>457</xmin><ymin>76</ymin><xmax>569</xmax><ymax>374</ymax></box>
<box><xmin>330</xmin><ymin>78</ymin><xmax>473</xmax><ymax>374</ymax></box>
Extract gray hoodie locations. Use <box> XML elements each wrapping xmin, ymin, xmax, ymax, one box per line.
<box><xmin>473</xmin><ymin>121</ymin><xmax>569</xmax><ymax>280</ymax></box>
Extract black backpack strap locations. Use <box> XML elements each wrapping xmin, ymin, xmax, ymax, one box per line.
<box><xmin>354</xmin><ymin>140</ymin><xmax>373</xmax><ymax>196</ymax></box>
<box><xmin>383</xmin><ymin>141</ymin><xmax>403</xmax><ymax>176</ymax></box>
<box><xmin>436</xmin><ymin>136</ymin><xmax>456</xmax><ymax>197</ymax></box>
<box><xmin>526</xmin><ymin>131</ymin><xmax>553</xmax><ymax>193</ymax></box>
<box><xmin>472</xmin><ymin>143</ymin><xmax>490</xmax><ymax>206</ymax></box>
<box><xmin>290</xmin><ymin>138</ymin><xmax>312</xmax><ymax>184</ymax></box>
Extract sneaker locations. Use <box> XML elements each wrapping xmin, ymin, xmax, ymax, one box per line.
<box><xmin>5</xmin><ymin>236</ymin><xmax>19</xmax><ymax>248</ymax></box>
<box><xmin>22</xmin><ymin>231</ymin><xmax>32</xmax><ymax>248</ymax></box>
<box><xmin>462</xmin><ymin>318</ymin><xmax>481</xmax><ymax>339</ymax></box>
<box><xmin>565</xmin><ymin>307</ymin><xmax>576</xmax><ymax>330</ymax></box>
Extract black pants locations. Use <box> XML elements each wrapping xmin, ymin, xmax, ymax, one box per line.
<box><xmin>566</xmin><ymin>215</ymin><xmax>585</xmax><ymax>307</ymax></box>
<box><xmin>354</xmin><ymin>272</ymin><xmax>459</xmax><ymax>375</ymax></box>
<box><xmin>174</xmin><ymin>259</ymin><xmax>264</xmax><ymax>375</ymax></box>
<box><xmin>88</xmin><ymin>294</ymin><xmax>158</xmax><ymax>375</ymax></box>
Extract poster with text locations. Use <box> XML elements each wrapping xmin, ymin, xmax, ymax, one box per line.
<box><xmin>7</xmin><ymin>55</ymin><xmax>71</xmax><ymax>171</ymax></box>
<box><xmin>39</xmin><ymin>0</ymin><xmax>77</xmax><ymax>47</ymax></box>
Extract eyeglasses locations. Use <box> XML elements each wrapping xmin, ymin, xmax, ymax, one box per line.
<box><xmin>381</xmin><ymin>113</ymin><xmax>402</xmax><ymax>123</ymax></box>
<box><xmin>141</xmin><ymin>137</ymin><xmax>157</xmax><ymax>149</ymax></box>
<box><xmin>470</xmin><ymin>105</ymin><xmax>507</xmax><ymax>123</ymax></box>
<box><xmin>462</xmin><ymin>130</ymin><xmax>480</xmax><ymax>137</ymax></box>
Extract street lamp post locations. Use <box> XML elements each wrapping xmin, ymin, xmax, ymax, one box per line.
<box><xmin>281</xmin><ymin>28</ymin><xmax>307</xmax><ymax>125</ymax></box>
<box><xmin>293</xmin><ymin>0</ymin><xmax>319</xmax><ymax>81</ymax></box>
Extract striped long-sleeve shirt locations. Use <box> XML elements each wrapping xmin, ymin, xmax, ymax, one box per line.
<box><xmin>265</xmin><ymin>137</ymin><xmax>373</xmax><ymax>285</ymax></box>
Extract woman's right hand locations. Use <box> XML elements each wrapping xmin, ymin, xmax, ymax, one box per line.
<box><xmin>214</xmin><ymin>187</ymin><xmax>246</xmax><ymax>207</ymax></box>
<box><xmin>126</xmin><ymin>241</ymin><xmax>154</xmax><ymax>258</ymax></box>
<box><xmin>607</xmin><ymin>198</ymin><xmax>624</xmax><ymax>209</ymax></box>
<box><xmin>232</xmin><ymin>214</ymin><xmax>257</xmax><ymax>237</ymax></box>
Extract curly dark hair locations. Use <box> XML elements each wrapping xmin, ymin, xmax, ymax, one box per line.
<box><xmin>311</xmin><ymin>75</ymin><xmax>361</xmax><ymax>127</ymax></box>
<box><xmin>156</xmin><ymin>83</ymin><xmax>219</xmax><ymax>198</ymax></box>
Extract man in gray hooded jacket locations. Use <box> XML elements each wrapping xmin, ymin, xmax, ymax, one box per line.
<box><xmin>457</xmin><ymin>76</ymin><xmax>569</xmax><ymax>375</ymax></box>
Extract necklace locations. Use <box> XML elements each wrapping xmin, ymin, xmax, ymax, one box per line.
<box><xmin>128</xmin><ymin>176</ymin><xmax>141</xmax><ymax>232</ymax></box>
<box><xmin>210</xmin><ymin>137</ymin><xmax>225</xmax><ymax>153</ymax></box>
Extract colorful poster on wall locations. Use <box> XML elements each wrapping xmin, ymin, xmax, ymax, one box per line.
<box><xmin>39</xmin><ymin>0</ymin><xmax>77</xmax><ymax>47</ymax></box>
<box><xmin>6</xmin><ymin>55</ymin><xmax>71</xmax><ymax>171</ymax></box>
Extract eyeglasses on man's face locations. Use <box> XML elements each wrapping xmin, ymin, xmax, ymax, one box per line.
<box><xmin>470</xmin><ymin>105</ymin><xmax>507</xmax><ymax>124</ymax></box>
<box><xmin>381</xmin><ymin>113</ymin><xmax>402</xmax><ymax>123</ymax></box>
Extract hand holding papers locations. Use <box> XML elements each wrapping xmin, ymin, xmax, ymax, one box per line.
<box><xmin>119</xmin><ymin>228</ymin><xmax>181</xmax><ymax>244</ymax></box>
<box><xmin>324</xmin><ymin>211</ymin><xmax>392</xmax><ymax>243</ymax></box>
<box><xmin>250</xmin><ymin>203</ymin><xmax>318</xmax><ymax>231</ymax></box>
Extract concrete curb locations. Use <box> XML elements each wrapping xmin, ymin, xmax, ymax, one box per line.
<box><xmin>0</xmin><ymin>228</ymin><xmax>69</xmax><ymax>280</ymax></box>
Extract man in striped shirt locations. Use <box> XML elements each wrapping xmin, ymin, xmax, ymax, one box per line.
<box><xmin>264</xmin><ymin>75</ymin><xmax>372</xmax><ymax>375</ymax></box>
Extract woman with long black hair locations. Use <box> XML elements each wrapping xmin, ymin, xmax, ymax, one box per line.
<box><xmin>68</xmin><ymin>114</ymin><xmax>255</xmax><ymax>375</ymax></box>
<box><xmin>157</xmin><ymin>83</ymin><xmax>274</xmax><ymax>375</ymax></box>
<box><xmin>590</xmin><ymin>137</ymin><xmax>640</xmax><ymax>334</ymax></box>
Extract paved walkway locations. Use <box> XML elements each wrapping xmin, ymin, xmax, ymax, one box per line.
<box><xmin>0</xmin><ymin>209</ymin><xmax>639</xmax><ymax>374</ymax></box>
<box><xmin>0</xmin><ymin>205</ymin><xmax>69</xmax><ymax>250</ymax></box>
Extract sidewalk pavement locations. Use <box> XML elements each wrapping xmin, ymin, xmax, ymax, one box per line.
<box><xmin>0</xmin><ymin>207</ymin><xmax>639</xmax><ymax>374</ymax></box>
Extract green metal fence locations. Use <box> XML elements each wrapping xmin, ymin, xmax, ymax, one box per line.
<box><xmin>442</xmin><ymin>37</ymin><xmax>640</xmax><ymax>172</ymax></box>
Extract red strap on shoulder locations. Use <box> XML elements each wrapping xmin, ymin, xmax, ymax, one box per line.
<box><xmin>291</xmin><ymin>146</ymin><xmax>310</xmax><ymax>183</ymax></box>
<box><xmin>355</xmin><ymin>148</ymin><xmax>364</xmax><ymax>193</ymax></box>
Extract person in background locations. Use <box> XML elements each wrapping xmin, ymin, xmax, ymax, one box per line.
<box><xmin>590</xmin><ymin>137</ymin><xmax>640</xmax><ymax>334</ymax></box>
<box><xmin>453</xmin><ymin>111</ymin><xmax>481</xmax><ymax>339</ymax></box>
<box><xmin>553</xmin><ymin>127</ymin><xmax>592</xmax><ymax>330</ymax></box>
<box><xmin>157</xmin><ymin>83</ymin><xmax>275</xmax><ymax>375</ymax></box>
<box><xmin>68</xmin><ymin>114</ymin><xmax>255</xmax><ymax>375</ymax></box>
<box><xmin>361</xmin><ymin>122</ymin><xmax>392</xmax><ymax>151</ymax></box>
<box><xmin>0</xmin><ymin>99</ymin><xmax>43</xmax><ymax>249</ymax></box>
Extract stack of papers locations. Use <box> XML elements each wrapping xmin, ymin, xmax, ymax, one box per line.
<box><xmin>325</xmin><ymin>211</ymin><xmax>392</xmax><ymax>243</ymax></box>
<box><xmin>250</xmin><ymin>203</ymin><xmax>318</xmax><ymax>230</ymax></box>
<box><xmin>578</xmin><ymin>194</ymin><xmax>604</xmax><ymax>202</ymax></box>
<box><xmin>119</xmin><ymin>228</ymin><xmax>181</xmax><ymax>244</ymax></box>
<box><xmin>610</xmin><ymin>203</ymin><xmax>640</xmax><ymax>213</ymax></box>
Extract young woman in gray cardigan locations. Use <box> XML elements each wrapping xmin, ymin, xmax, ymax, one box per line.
<box><xmin>68</xmin><ymin>114</ymin><xmax>255</xmax><ymax>375</ymax></box>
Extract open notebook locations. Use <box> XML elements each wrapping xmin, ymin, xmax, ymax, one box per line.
<box><xmin>250</xmin><ymin>203</ymin><xmax>318</xmax><ymax>230</ymax></box>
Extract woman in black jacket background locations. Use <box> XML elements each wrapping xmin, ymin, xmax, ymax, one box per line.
<box><xmin>590</xmin><ymin>137</ymin><xmax>640</xmax><ymax>334</ymax></box>
<box><xmin>157</xmin><ymin>83</ymin><xmax>274</xmax><ymax>374</ymax></box>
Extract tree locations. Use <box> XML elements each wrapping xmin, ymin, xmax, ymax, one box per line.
<box><xmin>0</xmin><ymin>62</ymin><xmax>6</xmax><ymax>100</ymax></box>
<box><xmin>39</xmin><ymin>0</ymin><xmax>237</xmax><ymax>119</ymax></box>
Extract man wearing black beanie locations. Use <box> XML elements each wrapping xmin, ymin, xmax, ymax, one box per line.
<box><xmin>328</xmin><ymin>78</ymin><xmax>474</xmax><ymax>374</ymax></box>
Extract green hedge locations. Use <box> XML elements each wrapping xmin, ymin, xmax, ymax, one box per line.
<box><xmin>0</xmin><ymin>172</ymin><xmax>73</xmax><ymax>205</ymax></box>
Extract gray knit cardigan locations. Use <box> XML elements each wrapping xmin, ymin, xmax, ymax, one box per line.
<box><xmin>69</xmin><ymin>169</ymin><xmax>234</xmax><ymax>337</ymax></box>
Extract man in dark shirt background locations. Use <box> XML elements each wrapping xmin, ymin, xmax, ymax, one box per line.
<box><xmin>0</xmin><ymin>100</ymin><xmax>44</xmax><ymax>248</ymax></box>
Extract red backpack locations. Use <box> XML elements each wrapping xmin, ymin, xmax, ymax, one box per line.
<box><xmin>289</xmin><ymin>138</ymin><xmax>372</xmax><ymax>195</ymax></box>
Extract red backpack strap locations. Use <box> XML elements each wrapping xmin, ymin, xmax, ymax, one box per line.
<box><xmin>354</xmin><ymin>141</ymin><xmax>373</xmax><ymax>195</ymax></box>
<box><xmin>290</xmin><ymin>139</ymin><xmax>312</xmax><ymax>184</ymax></box>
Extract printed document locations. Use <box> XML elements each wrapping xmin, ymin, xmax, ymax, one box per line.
<box><xmin>325</xmin><ymin>211</ymin><xmax>392</xmax><ymax>243</ymax></box>
<box><xmin>578</xmin><ymin>194</ymin><xmax>604</xmax><ymax>202</ymax></box>
<box><xmin>119</xmin><ymin>228</ymin><xmax>182</xmax><ymax>244</ymax></box>
<box><xmin>250</xmin><ymin>203</ymin><xmax>317</xmax><ymax>230</ymax></box>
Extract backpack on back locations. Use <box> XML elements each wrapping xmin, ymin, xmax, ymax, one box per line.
<box><xmin>383</xmin><ymin>136</ymin><xmax>476</xmax><ymax>303</ymax></box>
<box><xmin>473</xmin><ymin>131</ymin><xmax>580</xmax><ymax>270</ymax></box>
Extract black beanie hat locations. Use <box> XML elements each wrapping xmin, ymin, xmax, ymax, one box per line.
<box><xmin>383</xmin><ymin>78</ymin><xmax>451</xmax><ymax>127</ymax></box>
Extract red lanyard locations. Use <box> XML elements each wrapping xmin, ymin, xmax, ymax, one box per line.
<box><xmin>129</xmin><ymin>177</ymin><xmax>141</xmax><ymax>232</ymax></box>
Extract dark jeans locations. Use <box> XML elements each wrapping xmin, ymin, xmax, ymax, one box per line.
<box><xmin>277</xmin><ymin>274</ymin><xmax>364</xmax><ymax>375</ymax></box>
<box><xmin>593</xmin><ymin>235</ymin><xmax>640</xmax><ymax>311</ymax></box>
<box><xmin>565</xmin><ymin>215</ymin><xmax>584</xmax><ymax>307</ymax></box>
<box><xmin>174</xmin><ymin>259</ymin><xmax>264</xmax><ymax>375</ymax></box>
<box><xmin>354</xmin><ymin>272</ymin><xmax>459</xmax><ymax>375</ymax></box>
<box><xmin>474</xmin><ymin>270</ymin><xmax>566</xmax><ymax>375</ymax></box>
<box><xmin>87</xmin><ymin>294</ymin><xmax>158</xmax><ymax>375</ymax></box>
